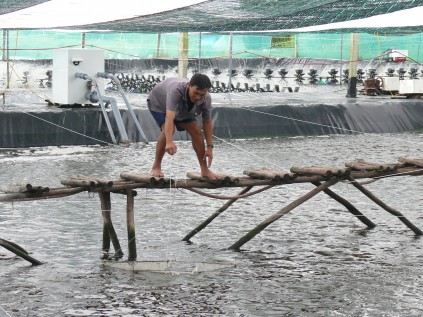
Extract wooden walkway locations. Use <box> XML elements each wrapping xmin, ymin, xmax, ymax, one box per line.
<box><xmin>1</xmin><ymin>156</ymin><xmax>423</xmax><ymax>265</ymax></box>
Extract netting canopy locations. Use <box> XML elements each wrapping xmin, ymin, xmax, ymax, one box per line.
<box><xmin>0</xmin><ymin>0</ymin><xmax>49</xmax><ymax>15</ymax></box>
<box><xmin>0</xmin><ymin>0</ymin><xmax>422</xmax><ymax>33</ymax></box>
<box><xmin>60</xmin><ymin>0</ymin><xmax>423</xmax><ymax>33</ymax></box>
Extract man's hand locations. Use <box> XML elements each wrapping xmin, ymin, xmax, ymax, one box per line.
<box><xmin>165</xmin><ymin>142</ymin><xmax>177</xmax><ymax>155</ymax></box>
<box><xmin>204</xmin><ymin>147</ymin><xmax>213</xmax><ymax>167</ymax></box>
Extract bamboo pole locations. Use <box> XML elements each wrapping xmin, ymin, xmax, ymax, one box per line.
<box><xmin>229</xmin><ymin>178</ymin><xmax>339</xmax><ymax>251</ymax></box>
<box><xmin>311</xmin><ymin>181</ymin><xmax>376</xmax><ymax>228</ymax></box>
<box><xmin>398</xmin><ymin>157</ymin><xmax>423</xmax><ymax>167</ymax></box>
<box><xmin>0</xmin><ymin>238</ymin><xmax>42</xmax><ymax>265</ymax></box>
<box><xmin>126</xmin><ymin>189</ymin><xmax>137</xmax><ymax>261</ymax></box>
<box><xmin>0</xmin><ymin>187</ymin><xmax>85</xmax><ymax>202</ymax></box>
<box><xmin>182</xmin><ymin>186</ymin><xmax>253</xmax><ymax>242</ymax></box>
<box><xmin>346</xmin><ymin>175</ymin><xmax>423</xmax><ymax>235</ymax></box>
<box><xmin>99</xmin><ymin>192</ymin><xmax>124</xmax><ymax>259</ymax></box>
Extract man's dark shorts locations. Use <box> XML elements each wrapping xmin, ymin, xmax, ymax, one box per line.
<box><xmin>150</xmin><ymin>110</ymin><xmax>196</xmax><ymax>132</ymax></box>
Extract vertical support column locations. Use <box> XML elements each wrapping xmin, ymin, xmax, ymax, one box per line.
<box><xmin>346</xmin><ymin>33</ymin><xmax>359</xmax><ymax>98</ymax></box>
<box><xmin>178</xmin><ymin>32</ymin><xmax>189</xmax><ymax>78</ymax></box>
<box><xmin>6</xmin><ymin>30</ymin><xmax>10</xmax><ymax>89</ymax></box>
<box><xmin>81</xmin><ymin>32</ymin><xmax>86</xmax><ymax>48</ymax></box>
<box><xmin>99</xmin><ymin>192</ymin><xmax>124</xmax><ymax>259</ymax></box>
<box><xmin>227</xmin><ymin>32</ymin><xmax>233</xmax><ymax>91</ymax></box>
<box><xmin>126</xmin><ymin>189</ymin><xmax>137</xmax><ymax>261</ymax></box>
<box><xmin>2</xmin><ymin>30</ymin><xmax>5</xmax><ymax>61</ymax></box>
<box><xmin>156</xmin><ymin>33</ymin><xmax>161</xmax><ymax>58</ymax></box>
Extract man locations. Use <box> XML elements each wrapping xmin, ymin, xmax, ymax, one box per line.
<box><xmin>147</xmin><ymin>73</ymin><xmax>217</xmax><ymax>179</ymax></box>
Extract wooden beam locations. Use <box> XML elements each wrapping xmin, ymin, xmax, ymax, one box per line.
<box><xmin>0</xmin><ymin>238</ymin><xmax>42</xmax><ymax>265</ymax></box>
<box><xmin>311</xmin><ymin>181</ymin><xmax>376</xmax><ymax>228</ymax></box>
<box><xmin>346</xmin><ymin>175</ymin><xmax>423</xmax><ymax>235</ymax></box>
<box><xmin>182</xmin><ymin>186</ymin><xmax>253</xmax><ymax>242</ymax></box>
<box><xmin>228</xmin><ymin>178</ymin><xmax>339</xmax><ymax>251</ymax></box>
<box><xmin>126</xmin><ymin>189</ymin><xmax>137</xmax><ymax>261</ymax></box>
<box><xmin>99</xmin><ymin>192</ymin><xmax>124</xmax><ymax>259</ymax></box>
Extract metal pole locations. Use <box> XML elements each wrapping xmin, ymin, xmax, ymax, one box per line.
<box><xmin>346</xmin><ymin>33</ymin><xmax>359</xmax><ymax>98</ymax></box>
<box><xmin>339</xmin><ymin>34</ymin><xmax>343</xmax><ymax>85</ymax></box>
<box><xmin>2</xmin><ymin>30</ymin><xmax>5</xmax><ymax>61</ymax></box>
<box><xmin>228</xmin><ymin>32</ymin><xmax>233</xmax><ymax>92</ymax></box>
<box><xmin>6</xmin><ymin>30</ymin><xmax>10</xmax><ymax>89</ymax></box>
<box><xmin>81</xmin><ymin>32</ymin><xmax>86</xmax><ymax>48</ymax></box>
<box><xmin>198</xmin><ymin>32</ymin><xmax>202</xmax><ymax>73</ymax></box>
<box><xmin>178</xmin><ymin>32</ymin><xmax>188</xmax><ymax>78</ymax></box>
<box><xmin>156</xmin><ymin>33</ymin><xmax>161</xmax><ymax>58</ymax></box>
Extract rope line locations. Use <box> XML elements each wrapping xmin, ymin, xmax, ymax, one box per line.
<box><xmin>185</xmin><ymin>185</ymin><xmax>275</xmax><ymax>200</ymax></box>
<box><xmin>23</xmin><ymin>112</ymin><xmax>115</xmax><ymax>146</ymax></box>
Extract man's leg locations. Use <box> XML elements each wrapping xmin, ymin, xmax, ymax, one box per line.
<box><xmin>182</xmin><ymin>122</ymin><xmax>217</xmax><ymax>179</ymax></box>
<box><xmin>151</xmin><ymin>127</ymin><xmax>166</xmax><ymax>177</ymax></box>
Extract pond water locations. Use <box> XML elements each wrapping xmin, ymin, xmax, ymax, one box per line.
<box><xmin>1</xmin><ymin>132</ymin><xmax>423</xmax><ymax>316</ymax></box>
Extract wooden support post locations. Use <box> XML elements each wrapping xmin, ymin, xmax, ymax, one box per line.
<box><xmin>182</xmin><ymin>186</ymin><xmax>253</xmax><ymax>242</ymax></box>
<box><xmin>0</xmin><ymin>238</ymin><xmax>42</xmax><ymax>265</ymax></box>
<box><xmin>229</xmin><ymin>178</ymin><xmax>339</xmax><ymax>251</ymax></box>
<box><xmin>346</xmin><ymin>176</ymin><xmax>423</xmax><ymax>235</ymax></box>
<box><xmin>99</xmin><ymin>192</ymin><xmax>124</xmax><ymax>259</ymax></box>
<box><xmin>126</xmin><ymin>189</ymin><xmax>137</xmax><ymax>261</ymax></box>
<box><xmin>311</xmin><ymin>181</ymin><xmax>376</xmax><ymax>228</ymax></box>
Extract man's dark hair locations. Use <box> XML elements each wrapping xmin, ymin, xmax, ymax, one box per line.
<box><xmin>190</xmin><ymin>73</ymin><xmax>212</xmax><ymax>90</ymax></box>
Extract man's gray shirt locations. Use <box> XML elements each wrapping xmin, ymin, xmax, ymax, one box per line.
<box><xmin>147</xmin><ymin>77</ymin><xmax>212</xmax><ymax>121</ymax></box>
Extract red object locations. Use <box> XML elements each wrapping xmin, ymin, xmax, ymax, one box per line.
<box><xmin>393</xmin><ymin>57</ymin><xmax>407</xmax><ymax>62</ymax></box>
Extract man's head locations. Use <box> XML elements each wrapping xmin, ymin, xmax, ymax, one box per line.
<box><xmin>187</xmin><ymin>73</ymin><xmax>212</xmax><ymax>103</ymax></box>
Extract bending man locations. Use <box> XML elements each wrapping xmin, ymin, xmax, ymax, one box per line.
<box><xmin>147</xmin><ymin>73</ymin><xmax>217</xmax><ymax>179</ymax></box>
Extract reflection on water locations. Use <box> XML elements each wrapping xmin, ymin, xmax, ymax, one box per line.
<box><xmin>1</xmin><ymin>133</ymin><xmax>423</xmax><ymax>316</ymax></box>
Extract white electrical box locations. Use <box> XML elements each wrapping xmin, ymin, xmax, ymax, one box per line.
<box><xmin>382</xmin><ymin>77</ymin><xmax>400</xmax><ymax>91</ymax></box>
<box><xmin>388</xmin><ymin>50</ymin><xmax>408</xmax><ymax>62</ymax></box>
<box><xmin>399</xmin><ymin>79</ymin><xmax>423</xmax><ymax>94</ymax></box>
<box><xmin>52</xmin><ymin>48</ymin><xmax>105</xmax><ymax>105</ymax></box>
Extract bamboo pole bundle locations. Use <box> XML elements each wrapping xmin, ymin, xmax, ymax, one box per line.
<box><xmin>243</xmin><ymin>168</ymin><xmax>296</xmax><ymax>181</ymax></box>
<box><xmin>345</xmin><ymin>159</ymin><xmax>402</xmax><ymax>172</ymax></box>
<box><xmin>290</xmin><ymin>166</ymin><xmax>350</xmax><ymax>177</ymax></box>
<box><xmin>77</xmin><ymin>175</ymin><xmax>113</xmax><ymax>187</ymax></box>
<box><xmin>0</xmin><ymin>184</ymin><xmax>49</xmax><ymax>194</ymax></box>
<box><xmin>120</xmin><ymin>172</ymin><xmax>173</xmax><ymax>185</ymax></box>
<box><xmin>187</xmin><ymin>171</ymin><xmax>239</xmax><ymax>185</ymax></box>
<box><xmin>61</xmin><ymin>178</ymin><xmax>96</xmax><ymax>188</ymax></box>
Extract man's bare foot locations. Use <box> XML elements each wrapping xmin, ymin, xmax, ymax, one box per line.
<box><xmin>201</xmin><ymin>169</ymin><xmax>218</xmax><ymax>180</ymax></box>
<box><xmin>151</xmin><ymin>167</ymin><xmax>164</xmax><ymax>177</ymax></box>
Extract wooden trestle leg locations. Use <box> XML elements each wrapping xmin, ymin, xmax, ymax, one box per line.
<box><xmin>346</xmin><ymin>175</ymin><xmax>423</xmax><ymax>235</ymax></box>
<box><xmin>0</xmin><ymin>238</ymin><xmax>42</xmax><ymax>265</ymax></box>
<box><xmin>311</xmin><ymin>181</ymin><xmax>376</xmax><ymax>228</ymax></box>
<box><xmin>99</xmin><ymin>192</ymin><xmax>124</xmax><ymax>259</ymax></box>
<box><xmin>126</xmin><ymin>189</ymin><xmax>137</xmax><ymax>261</ymax></box>
<box><xmin>182</xmin><ymin>186</ymin><xmax>254</xmax><ymax>242</ymax></box>
<box><xmin>229</xmin><ymin>178</ymin><xmax>339</xmax><ymax>251</ymax></box>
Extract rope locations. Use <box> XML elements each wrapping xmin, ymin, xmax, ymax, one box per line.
<box><xmin>185</xmin><ymin>185</ymin><xmax>275</xmax><ymax>200</ymax></box>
